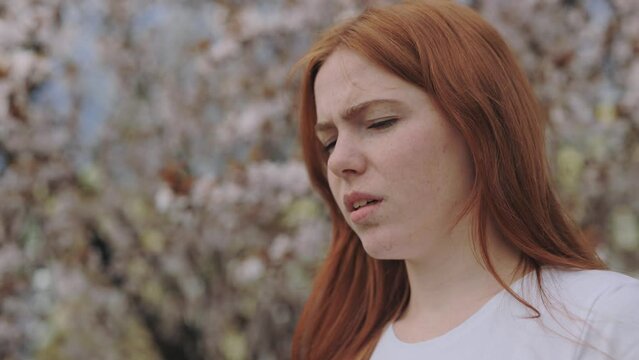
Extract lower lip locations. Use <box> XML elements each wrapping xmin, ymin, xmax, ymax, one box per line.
<box><xmin>350</xmin><ymin>201</ymin><xmax>382</xmax><ymax>223</ymax></box>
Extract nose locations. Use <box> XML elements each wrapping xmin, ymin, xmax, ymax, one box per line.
<box><xmin>327</xmin><ymin>136</ymin><xmax>366</xmax><ymax>178</ymax></box>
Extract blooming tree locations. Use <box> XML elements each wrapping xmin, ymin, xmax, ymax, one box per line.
<box><xmin>0</xmin><ymin>0</ymin><xmax>637</xmax><ymax>359</ymax></box>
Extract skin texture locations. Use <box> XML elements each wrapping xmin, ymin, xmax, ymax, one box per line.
<box><xmin>314</xmin><ymin>48</ymin><xmax>522</xmax><ymax>342</ymax></box>
<box><xmin>314</xmin><ymin>47</ymin><xmax>475</xmax><ymax>261</ymax></box>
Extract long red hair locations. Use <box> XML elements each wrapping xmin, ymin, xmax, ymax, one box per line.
<box><xmin>291</xmin><ymin>1</ymin><xmax>606</xmax><ymax>358</ymax></box>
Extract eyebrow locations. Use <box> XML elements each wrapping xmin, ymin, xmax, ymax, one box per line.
<box><xmin>314</xmin><ymin>99</ymin><xmax>404</xmax><ymax>133</ymax></box>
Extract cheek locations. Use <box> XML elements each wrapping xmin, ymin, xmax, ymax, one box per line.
<box><xmin>438</xmin><ymin>135</ymin><xmax>474</xmax><ymax>190</ymax></box>
<box><xmin>383</xmin><ymin>136</ymin><xmax>440</xmax><ymax>185</ymax></box>
<box><xmin>326</xmin><ymin>174</ymin><xmax>342</xmax><ymax>206</ymax></box>
<box><xmin>384</xmin><ymin>130</ymin><xmax>472</xmax><ymax>205</ymax></box>
<box><xmin>327</xmin><ymin>173</ymin><xmax>337</xmax><ymax>194</ymax></box>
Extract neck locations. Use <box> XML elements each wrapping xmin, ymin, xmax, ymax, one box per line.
<box><xmin>400</xmin><ymin>216</ymin><xmax>524</xmax><ymax>322</ymax></box>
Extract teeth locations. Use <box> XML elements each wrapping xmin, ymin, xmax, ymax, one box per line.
<box><xmin>353</xmin><ymin>199</ymin><xmax>374</xmax><ymax>210</ymax></box>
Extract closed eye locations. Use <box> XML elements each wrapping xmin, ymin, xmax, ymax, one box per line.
<box><xmin>368</xmin><ymin>118</ymin><xmax>397</xmax><ymax>130</ymax></box>
<box><xmin>323</xmin><ymin>139</ymin><xmax>336</xmax><ymax>154</ymax></box>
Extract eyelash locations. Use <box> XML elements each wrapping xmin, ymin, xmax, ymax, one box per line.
<box><xmin>322</xmin><ymin>118</ymin><xmax>398</xmax><ymax>154</ymax></box>
<box><xmin>368</xmin><ymin>118</ymin><xmax>397</xmax><ymax>130</ymax></box>
<box><xmin>323</xmin><ymin>142</ymin><xmax>336</xmax><ymax>154</ymax></box>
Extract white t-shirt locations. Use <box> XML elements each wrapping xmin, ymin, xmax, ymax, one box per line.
<box><xmin>370</xmin><ymin>267</ymin><xmax>639</xmax><ymax>360</ymax></box>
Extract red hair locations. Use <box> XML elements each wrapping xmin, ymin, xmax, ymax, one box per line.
<box><xmin>291</xmin><ymin>1</ymin><xmax>606</xmax><ymax>358</ymax></box>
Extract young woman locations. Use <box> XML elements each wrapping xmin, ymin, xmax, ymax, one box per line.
<box><xmin>291</xmin><ymin>1</ymin><xmax>639</xmax><ymax>359</ymax></box>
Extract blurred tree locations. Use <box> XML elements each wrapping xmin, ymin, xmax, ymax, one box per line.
<box><xmin>0</xmin><ymin>0</ymin><xmax>637</xmax><ymax>359</ymax></box>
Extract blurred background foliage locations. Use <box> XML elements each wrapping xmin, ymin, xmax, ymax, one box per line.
<box><xmin>0</xmin><ymin>0</ymin><xmax>637</xmax><ymax>359</ymax></box>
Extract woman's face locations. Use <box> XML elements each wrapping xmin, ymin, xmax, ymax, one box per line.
<box><xmin>313</xmin><ymin>48</ymin><xmax>475</xmax><ymax>260</ymax></box>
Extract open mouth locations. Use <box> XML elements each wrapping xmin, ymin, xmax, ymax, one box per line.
<box><xmin>352</xmin><ymin>199</ymin><xmax>381</xmax><ymax>211</ymax></box>
<box><xmin>343</xmin><ymin>192</ymin><xmax>384</xmax><ymax>222</ymax></box>
<box><xmin>349</xmin><ymin>199</ymin><xmax>382</xmax><ymax>223</ymax></box>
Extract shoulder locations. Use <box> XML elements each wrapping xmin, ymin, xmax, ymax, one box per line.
<box><xmin>541</xmin><ymin>266</ymin><xmax>639</xmax><ymax>305</ymax></box>
<box><xmin>540</xmin><ymin>267</ymin><xmax>639</xmax><ymax>323</ymax></box>
<box><xmin>546</xmin><ymin>267</ymin><xmax>639</xmax><ymax>323</ymax></box>
<box><xmin>542</xmin><ymin>267</ymin><xmax>639</xmax><ymax>359</ymax></box>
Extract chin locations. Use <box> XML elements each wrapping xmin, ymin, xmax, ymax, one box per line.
<box><xmin>359</xmin><ymin>237</ymin><xmax>401</xmax><ymax>260</ymax></box>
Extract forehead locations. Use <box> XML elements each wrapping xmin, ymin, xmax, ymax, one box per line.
<box><xmin>313</xmin><ymin>49</ymin><xmax>417</xmax><ymax>121</ymax></box>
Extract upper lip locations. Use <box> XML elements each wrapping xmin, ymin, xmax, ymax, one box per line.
<box><xmin>343</xmin><ymin>192</ymin><xmax>384</xmax><ymax>212</ymax></box>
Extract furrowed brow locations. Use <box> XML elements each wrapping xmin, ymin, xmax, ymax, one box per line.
<box><xmin>315</xmin><ymin>98</ymin><xmax>403</xmax><ymax>134</ymax></box>
<box><xmin>340</xmin><ymin>99</ymin><xmax>402</xmax><ymax>121</ymax></box>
